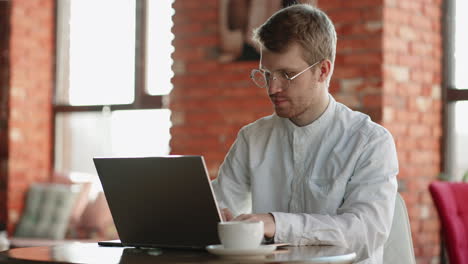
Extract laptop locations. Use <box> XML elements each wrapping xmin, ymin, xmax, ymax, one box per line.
<box><xmin>93</xmin><ymin>155</ymin><xmax>223</xmax><ymax>249</ymax></box>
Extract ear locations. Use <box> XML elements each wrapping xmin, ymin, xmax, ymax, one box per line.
<box><xmin>318</xmin><ymin>60</ymin><xmax>332</xmax><ymax>83</ymax></box>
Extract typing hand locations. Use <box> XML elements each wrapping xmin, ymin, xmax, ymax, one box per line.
<box><xmin>220</xmin><ymin>208</ymin><xmax>234</xmax><ymax>221</ymax></box>
<box><xmin>234</xmin><ymin>213</ymin><xmax>276</xmax><ymax>239</ymax></box>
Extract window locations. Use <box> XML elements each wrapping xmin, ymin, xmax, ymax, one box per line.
<box><xmin>54</xmin><ymin>0</ymin><xmax>174</xmax><ymax>185</ymax></box>
<box><xmin>444</xmin><ymin>0</ymin><xmax>468</xmax><ymax>180</ymax></box>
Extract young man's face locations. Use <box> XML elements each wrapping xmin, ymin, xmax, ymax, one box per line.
<box><xmin>260</xmin><ymin>43</ymin><xmax>329</xmax><ymax>126</ymax></box>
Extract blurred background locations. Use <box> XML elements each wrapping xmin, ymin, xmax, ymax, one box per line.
<box><xmin>0</xmin><ymin>0</ymin><xmax>466</xmax><ymax>263</ymax></box>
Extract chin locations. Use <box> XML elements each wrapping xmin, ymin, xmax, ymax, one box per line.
<box><xmin>274</xmin><ymin>109</ymin><xmax>292</xmax><ymax>118</ymax></box>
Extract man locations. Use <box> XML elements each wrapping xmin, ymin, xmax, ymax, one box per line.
<box><xmin>211</xmin><ymin>4</ymin><xmax>398</xmax><ymax>264</ymax></box>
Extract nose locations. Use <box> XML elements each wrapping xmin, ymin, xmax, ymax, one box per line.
<box><xmin>267</xmin><ymin>76</ymin><xmax>283</xmax><ymax>94</ymax></box>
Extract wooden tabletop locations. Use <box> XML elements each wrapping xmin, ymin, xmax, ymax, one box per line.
<box><xmin>0</xmin><ymin>243</ymin><xmax>356</xmax><ymax>264</ymax></box>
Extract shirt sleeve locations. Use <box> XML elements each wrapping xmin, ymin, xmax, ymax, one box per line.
<box><xmin>271</xmin><ymin>130</ymin><xmax>398</xmax><ymax>261</ymax></box>
<box><xmin>211</xmin><ymin>129</ymin><xmax>252</xmax><ymax>217</ymax></box>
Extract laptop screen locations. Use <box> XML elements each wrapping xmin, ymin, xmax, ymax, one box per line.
<box><xmin>94</xmin><ymin>156</ymin><xmax>222</xmax><ymax>249</ymax></box>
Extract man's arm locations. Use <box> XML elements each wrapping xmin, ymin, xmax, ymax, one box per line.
<box><xmin>211</xmin><ymin>130</ymin><xmax>252</xmax><ymax>217</ymax></box>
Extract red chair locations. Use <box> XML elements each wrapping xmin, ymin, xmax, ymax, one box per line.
<box><xmin>429</xmin><ymin>181</ymin><xmax>468</xmax><ymax>264</ymax></box>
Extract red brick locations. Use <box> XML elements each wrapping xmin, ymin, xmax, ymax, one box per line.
<box><xmin>384</xmin><ymin>8</ymin><xmax>411</xmax><ymax>24</ymax></box>
<box><xmin>174</xmin><ymin>9</ymin><xmax>217</xmax><ymax>23</ymax></box>
<box><xmin>185</xmin><ymin>62</ymin><xmax>222</xmax><ymax>74</ymax></box>
<box><xmin>384</xmin><ymin>123</ymin><xmax>407</xmax><ymax>137</ymax></box>
<box><xmin>362</xmin><ymin>93</ymin><xmax>382</xmax><ymax>108</ymax></box>
<box><xmin>334</xmin><ymin>66</ymin><xmax>364</xmax><ymax>79</ymax></box>
<box><xmin>316</xmin><ymin>0</ymin><xmax>343</xmax><ymax>11</ymax></box>
<box><xmin>361</xmin><ymin>6</ymin><xmax>383</xmax><ymax>20</ymax></box>
<box><xmin>409</xmin><ymin>150</ymin><xmax>434</xmax><ymax>164</ymax></box>
<box><xmin>409</xmin><ymin>70</ymin><xmax>430</xmax><ymax>84</ymax></box>
<box><xmin>6</xmin><ymin>0</ymin><xmax>54</xmax><ymax>232</ymax></box>
<box><xmin>397</xmin><ymin>55</ymin><xmax>422</xmax><ymax>68</ymax></box>
<box><xmin>410</xmin><ymin>42</ymin><xmax>434</xmax><ymax>57</ymax></box>
<box><xmin>336</xmin><ymin>23</ymin><xmax>382</xmax><ymax>36</ymax></box>
<box><xmin>421</xmin><ymin>219</ymin><xmax>440</xmax><ymax>233</ymax></box>
<box><xmin>343</xmin><ymin>52</ymin><xmax>382</xmax><ymax>65</ymax></box>
<box><xmin>384</xmin><ymin>23</ymin><xmax>399</xmax><ymax>38</ymax></box>
<box><xmin>172</xmin><ymin>23</ymin><xmax>204</xmax><ymax>35</ymax></box>
<box><xmin>328</xmin><ymin>9</ymin><xmax>363</xmax><ymax>24</ymax></box>
<box><xmin>410</xmin><ymin>15</ymin><xmax>432</xmax><ymax>30</ymax></box>
<box><xmin>398</xmin><ymin>1</ymin><xmax>422</xmax><ymax>13</ymax></box>
<box><xmin>384</xmin><ymin>38</ymin><xmax>409</xmax><ymax>53</ymax></box>
<box><xmin>408</xmin><ymin>123</ymin><xmax>432</xmax><ymax>137</ymax></box>
<box><xmin>421</xmin><ymin>244</ymin><xmax>441</xmax><ymax>257</ymax></box>
<box><xmin>338</xmin><ymin>36</ymin><xmax>382</xmax><ymax>52</ymax></box>
<box><xmin>173</xmin><ymin>0</ymin><xmax>217</xmax><ymax>10</ymax></box>
<box><xmin>342</xmin><ymin>0</ymin><xmax>382</xmax><ymax>9</ymax></box>
<box><xmin>173</xmin><ymin>35</ymin><xmax>218</xmax><ymax>47</ymax></box>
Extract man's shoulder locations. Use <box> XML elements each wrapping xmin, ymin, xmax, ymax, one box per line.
<box><xmin>239</xmin><ymin>114</ymin><xmax>279</xmax><ymax>138</ymax></box>
<box><xmin>334</xmin><ymin>102</ymin><xmax>392</xmax><ymax>140</ymax></box>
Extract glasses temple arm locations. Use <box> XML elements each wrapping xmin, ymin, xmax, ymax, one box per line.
<box><xmin>289</xmin><ymin>60</ymin><xmax>321</xmax><ymax>81</ymax></box>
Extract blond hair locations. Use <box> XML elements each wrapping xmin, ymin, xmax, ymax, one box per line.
<box><xmin>253</xmin><ymin>4</ymin><xmax>337</xmax><ymax>65</ymax></box>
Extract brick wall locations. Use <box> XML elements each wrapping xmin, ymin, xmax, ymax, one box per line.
<box><xmin>321</xmin><ymin>2</ymin><xmax>385</xmax><ymax>125</ymax></box>
<box><xmin>171</xmin><ymin>1</ymin><xmax>442</xmax><ymax>263</ymax></box>
<box><xmin>382</xmin><ymin>1</ymin><xmax>442</xmax><ymax>263</ymax></box>
<box><xmin>169</xmin><ymin>0</ymin><xmax>273</xmax><ymax>178</ymax></box>
<box><xmin>6</xmin><ymin>0</ymin><xmax>55</xmax><ymax>231</ymax></box>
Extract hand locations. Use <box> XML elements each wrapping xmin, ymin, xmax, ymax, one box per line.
<box><xmin>234</xmin><ymin>213</ymin><xmax>276</xmax><ymax>238</ymax></box>
<box><xmin>220</xmin><ymin>208</ymin><xmax>234</xmax><ymax>221</ymax></box>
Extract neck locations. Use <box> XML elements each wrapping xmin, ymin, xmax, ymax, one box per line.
<box><xmin>290</xmin><ymin>92</ymin><xmax>330</xmax><ymax>127</ymax></box>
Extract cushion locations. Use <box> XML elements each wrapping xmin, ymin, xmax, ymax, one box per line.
<box><xmin>14</xmin><ymin>184</ymin><xmax>78</xmax><ymax>239</ymax></box>
<box><xmin>430</xmin><ymin>181</ymin><xmax>468</xmax><ymax>264</ymax></box>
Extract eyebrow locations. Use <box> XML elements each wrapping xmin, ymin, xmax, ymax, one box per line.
<box><xmin>260</xmin><ymin>66</ymin><xmax>299</xmax><ymax>73</ymax></box>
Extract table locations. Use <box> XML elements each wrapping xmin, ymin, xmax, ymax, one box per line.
<box><xmin>0</xmin><ymin>242</ymin><xmax>356</xmax><ymax>263</ymax></box>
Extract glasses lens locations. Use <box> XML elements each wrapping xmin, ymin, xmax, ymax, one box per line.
<box><xmin>251</xmin><ymin>70</ymin><xmax>267</xmax><ymax>88</ymax></box>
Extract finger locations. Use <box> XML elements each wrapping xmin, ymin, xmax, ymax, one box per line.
<box><xmin>223</xmin><ymin>208</ymin><xmax>234</xmax><ymax>221</ymax></box>
<box><xmin>221</xmin><ymin>208</ymin><xmax>234</xmax><ymax>221</ymax></box>
<box><xmin>234</xmin><ymin>214</ymin><xmax>257</xmax><ymax>222</ymax></box>
<box><xmin>233</xmin><ymin>214</ymin><xmax>247</xmax><ymax>221</ymax></box>
<box><xmin>220</xmin><ymin>208</ymin><xmax>227</xmax><ymax>221</ymax></box>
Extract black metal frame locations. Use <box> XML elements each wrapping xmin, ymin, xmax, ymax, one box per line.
<box><xmin>52</xmin><ymin>0</ymin><xmax>165</xmax><ymax>168</ymax></box>
<box><xmin>53</xmin><ymin>0</ymin><xmax>164</xmax><ymax>114</ymax></box>
<box><xmin>0</xmin><ymin>0</ymin><xmax>11</xmax><ymax>228</ymax></box>
<box><xmin>442</xmin><ymin>0</ymin><xmax>468</xmax><ymax>174</ymax></box>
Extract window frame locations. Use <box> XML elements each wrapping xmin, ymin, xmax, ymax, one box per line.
<box><xmin>53</xmin><ymin>0</ymin><xmax>163</xmax><ymax>113</ymax></box>
<box><xmin>52</xmin><ymin>0</ymin><xmax>167</xmax><ymax>169</ymax></box>
<box><xmin>443</xmin><ymin>0</ymin><xmax>468</xmax><ymax>178</ymax></box>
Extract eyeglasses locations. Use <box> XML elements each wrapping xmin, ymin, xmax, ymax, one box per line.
<box><xmin>250</xmin><ymin>60</ymin><xmax>322</xmax><ymax>89</ymax></box>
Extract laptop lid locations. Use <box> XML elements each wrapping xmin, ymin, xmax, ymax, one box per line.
<box><xmin>93</xmin><ymin>155</ymin><xmax>222</xmax><ymax>249</ymax></box>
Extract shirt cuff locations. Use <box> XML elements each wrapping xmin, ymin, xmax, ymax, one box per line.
<box><xmin>270</xmin><ymin>211</ymin><xmax>292</xmax><ymax>243</ymax></box>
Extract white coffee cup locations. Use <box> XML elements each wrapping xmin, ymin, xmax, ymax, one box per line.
<box><xmin>217</xmin><ymin>221</ymin><xmax>264</xmax><ymax>249</ymax></box>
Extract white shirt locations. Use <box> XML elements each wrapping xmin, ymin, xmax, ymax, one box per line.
<box><xmin>212</xmin><ymin>95</ymin><xmax>398</xmax><ymax>263</ymax></box>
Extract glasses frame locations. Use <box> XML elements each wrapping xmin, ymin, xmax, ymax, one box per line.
<box><xmin>250</xmin><ymin>60</ymin><xmax>322</xmax><ymax>89</ymax></box>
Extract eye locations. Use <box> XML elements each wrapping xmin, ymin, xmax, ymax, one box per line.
<box><xmin>281</xmin><ymin>70</ymin><xmax>294</xmax><ymax>79</ymax></box>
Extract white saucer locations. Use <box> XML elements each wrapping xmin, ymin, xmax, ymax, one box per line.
<box><xmin>206</xmin><ymin>244</ymin><xmax>277</xmax><ymax>258</ymax></box>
